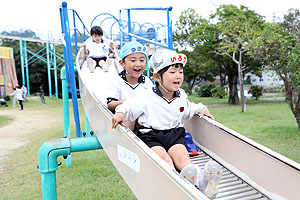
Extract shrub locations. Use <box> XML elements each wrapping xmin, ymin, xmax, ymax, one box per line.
<box><xmin>211</xmin><ymin>86</ymin><xmax>227</xmax><ymax>98</ymax></box>
<box><xmin>197</xmin><ymin>83</ymin><xmax>216</xmax><ymax>97</ymax></box>
<box><xmin>180</xmin><ymin>83</ymin><xmax>190</xmax><ymax>94</ymax></box>
<box><xmin>249</xmin><ymin>85</ymin><xmax>264</xmax><ymax>100</ymax></box>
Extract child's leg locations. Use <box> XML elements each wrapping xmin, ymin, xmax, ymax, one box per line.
<box><xmin>125</xmin><ymin>121</ymin><xmax>135</xmax><ymax>131</ymax></box>
<box><xmin>168</xmin><ymin>144</ymin><xmax>192</xmax><ymax>171</ymax></box>
<box><xmin>168</xmin><ymin>144</ymin><xmax>198</xmax><ymax>185</ymax></box>
<box><xmin>18</xmin><ymin>100</ymin><xmax>23</xmax><ymax>110</ymax></box>
<box><xmin>87</xmin><ymin>58</ymin><xmax>96</xmax><ymax>73</ymax></box>
<box><xmin>151</xmin><ymin>146</ymin><xmax>174</xmax><ymax>168</ymax></box>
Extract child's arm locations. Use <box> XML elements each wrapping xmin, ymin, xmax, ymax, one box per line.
<box><xmin>107</xmin><ymin>99</ymin><xmax>126</xmax><ymax>112</ymax></box>
<box><xmin>102</xmin><ymin>36</ymin><xmax>114</xmax><ymax>52</ymax></box>
<box><xmin>198</xmin><ymin>106</ymin><xmax>215</xmax><ymax>120</ymax></box>
<box><xmin>81</xmin><ymin>43</ymin><xmax>88</xmax><ymax>55</ymax></box>
<box><xmin>183</xmin><ymin>95</ymin><xmax>215</xmax><ymax>120</ymax></box>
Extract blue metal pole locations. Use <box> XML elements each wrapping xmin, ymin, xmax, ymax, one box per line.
<box><xmin>60</xmin><ymin>7</ymin><xmax>70</xmax><ymax>88</ymax></box>
<box><xmin>72</xmin><ymin>10</ymin><xmax>79</xmax><ymax>55</ymax></box>
<box><xmin>127</xmin><ymin>9</ymin><xmax>132</xmax><ymax>41</ymax></box>
<box><xmin>167</xmin><ymin>7</ymin><xmax>173</xmax><ymax>50</ymax></box>
<box><xmin>61</xmin><ymin>1</ymin><xmax>81</xmax><ymax>137</ymax></box>
<box><xmin>119</xmin><ymin>10</ymin><xmax>124</xmax><ymax>45</ymax></box>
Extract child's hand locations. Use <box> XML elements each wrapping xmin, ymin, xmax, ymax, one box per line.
<box><xmin>199</xmin><ymin>107</ymin><xmax>215</xmax><ymax>120</ymax></box>
<box><xmin>109</xmin><ymin>42</ymin><xmax>114</xmax><ymax>51</ymax></box>
<box><xmin>81</xmin><ymin>44</ymin><xmax>88</xmax><ymax>54</ymax></box>
<box><xmin>112</xmin><ymin>112</ymin><xmax>125</xmax><ymax>129</ymax></box>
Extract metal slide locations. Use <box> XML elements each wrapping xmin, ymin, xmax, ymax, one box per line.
<box><xmin>77</xmin><ymin>49</ymin><xmax>300</xmax><ymax>200</ymax></box>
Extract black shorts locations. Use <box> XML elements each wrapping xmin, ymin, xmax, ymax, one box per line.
<box><xmin>137</xmin><ymin>127</ymin><xmax>186</xmax><ymax>151</ymax></box>
<box><xmin>91</xmin><ymin>56</ymin><xmax>107</xmax><ymax>67</ymax></box>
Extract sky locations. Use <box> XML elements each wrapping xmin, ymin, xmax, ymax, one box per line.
<box><xmin>1</xmin><ymin>0</ymin><xmax>300</xmax><ymax>40</ymax></box>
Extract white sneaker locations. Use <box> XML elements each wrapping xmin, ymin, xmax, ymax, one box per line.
<box><xmin>87</xmin><ymin>58</ymin><xmax>96</xmax><ymax>73</ymax></box>
<box><xmin>180</xmin><ymin>164</ymin><xmax>198</xmax><ymax>185</ymax></box>
<box><xmin>103</xmin><ymin>58</ymin><xmax>112</xmax><ymax>72</ymax></box>
<box><xmin>196</xmin><ymin>161</ymin><xmax>222</xmax><ymax>199</ymax></box>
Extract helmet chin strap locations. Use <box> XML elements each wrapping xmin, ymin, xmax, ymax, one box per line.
<box><xmin>125</xmin><ymin>69</ymin><xmax>133</xmax><ymax>77</ymax></box>
<box><xmin>156</xmin><ymin>81</ymin><xmax>171</xmax><ymax>93</ymax></box>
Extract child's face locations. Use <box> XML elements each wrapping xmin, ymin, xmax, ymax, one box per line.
<box><xmin>120</xmin><ymin>53</ymin><xmax>147</xmax><ymax>79</ymax></box>
<box><xmin>157</xmin><ymin>65</ymin><xmax>184</xmax><ymax>92</ymax></box>
<box><xmin>91</xmin><ymin>34</ymin><xmax>102</xmax><ymax>43</ymax></box>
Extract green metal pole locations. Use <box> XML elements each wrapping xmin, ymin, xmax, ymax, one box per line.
<box><xmin>53</xmin><ymin>44</ymin><xmax>58</xmax><ymax>99</ymax></box>
<box><xmin>38</xmin><ymin>136</ymin><xmax>102</xmax><ymax>200</ymax></box>
<box><xmin>10</xmin><ymin>47</ymin><xmax>14</xmax><ymax>59</ymax></box>
<box><xmin>60</xmin><ymin>67</ymin><xmax>71</xmax><ymax>167</ymax></box>
<box><xmin>24</xmin><ymin>41</ymin><xmax>30</xmax><ymax>95</ymax></box>
<box><xmin>46</xmin><ymin>42</ymin><xmax>52</xmax><ymax>98</ymax></box>
<box><xmin>85</xmin><ymin>114</ymin><xmax>90</xmax><ymax>136</ymax></box>
<box><xmin>70</xmin><ymin>137</ymin><xmax>102</xmax><ymax>152</ymax></box>
<box><xmin>41</xmin><ymin>172</ymin><xmax>57</xmax><ymax>200</ymax></box>
<box><xmin>19</xmin><ymin>39</ymin><xmax>25</xmax><ymax>86</ymax></box>
<box><xmin>38</xmin><ymin>137</ymin><xmax>70</xmax><ymax>200</ymax></box>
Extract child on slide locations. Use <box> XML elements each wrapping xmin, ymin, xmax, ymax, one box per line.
<box><xmin>82</xmin><ymin>26</ymin><xmax>114</xmax><ymax>72</ymax></box>
<box><xmin>106</xmin><ymin>41</ymin><xmax>153</xmax><ymax>130</ymax></box>
<box><xmin>111</xmin><ymin>49</ymin><xmax>222</xmax><ymax>199</ymax></box>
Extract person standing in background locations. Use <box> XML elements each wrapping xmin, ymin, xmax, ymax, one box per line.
<box><xmin>21</xmin><ymin>84</ymin><xmax>28</xmax><ymax>102</ymax></box>
<box><xmin>40</xmin><ymin>85</ymin><xmax>46</xmax><ymax>104</ymax></box>
<box><xmin>15</xmin><ymin>86</ymin><xmax>24</xmax><ymax>110</ymax></box>
<box><xmin>9</xmin><ymin>87</ymin><xmax>18</xmax><ymax>107</ymax></box>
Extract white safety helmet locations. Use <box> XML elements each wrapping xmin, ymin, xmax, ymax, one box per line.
<box><xmin>149</xmin><ymin>49</ymin><xmax>187</xmax><ymax>73</ymax></box>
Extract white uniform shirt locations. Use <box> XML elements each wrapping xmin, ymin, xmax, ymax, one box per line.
<box><xmin>84</xmin><ymin>37</ymin><xmax>112</xmax><ymax>58</ymax></box>
<box><xmin>22</xmin><ymin>86</ymin><xmax>27</xmax><ymax>95</ymax></box>
<box><xmin>116</xmin><ymin>87</ymin><xmax>206</xmax><ymax>131</ymax></box>
<box><xmin>16</xmin><ymin>88</ymin><xmax>23</xmax><ymax>100</ymax></box>
<box><xmin>106</xmin><ymin>70</ymin><xmax>154</xmax><ymax>104</ymax></box>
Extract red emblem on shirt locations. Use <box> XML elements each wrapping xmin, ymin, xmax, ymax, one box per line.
<box><xmin>180</xmin><ymin>107</ymin><xmax>184</xmax><ymax>112</ymax></box>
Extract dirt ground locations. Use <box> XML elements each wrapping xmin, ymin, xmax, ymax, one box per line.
<box><xmin>0</xmin><ymin>107</ymin><xmax>62</xmax><ymax>172</ymax></box>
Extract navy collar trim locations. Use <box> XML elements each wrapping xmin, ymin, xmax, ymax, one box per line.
<box><xmin>119</xmin><ymin>69</ymin><xmax>145</xmax><ymax>89</ymax></box>
<box><xmin>92</xmin><ymin>39</ymin><xmax>104</xmax><ymax>43</ymax></box>
<box><xmin>152</xmin><ymin>86</ymin><xmax>180</xmax><ymax>103</ymax></box>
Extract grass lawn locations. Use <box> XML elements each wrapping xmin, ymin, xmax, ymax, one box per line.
<box><xmin>0</xmin><ymin>95</ymin><xmax>299</xmax><ymax>199</ymax></box>
<box><xmin>191</xmin><ymin>96</ymin><xmax>300</xmax><ymax>163</ymax></box>
<box><xmin>0</xmin><ymin>115</ymin><xmax>13</xmax><ymax>128</ymax></box>
<box><xmin>0</xmin><ymin>97</ymin><xmax>136</xmax><ymax>200</ymax></box>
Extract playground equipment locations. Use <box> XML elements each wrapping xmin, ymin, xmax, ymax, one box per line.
<box><xmin>0</xmin><ymin>34</ymin><xmax>65</xmax><ymax>98</ymax></box>
<box><xmin>0</xmin><ymin>46</ymin><xmax>18</xmax><ymax>96</ymax></box>
<box><xmin>38</xmin><ymin>2</ymin><xmax>300</xmax><ymax>200</ymax></box>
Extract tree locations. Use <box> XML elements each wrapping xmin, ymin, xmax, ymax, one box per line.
<box><xmin>248</xmin><ymin>9</ymin><xmax>300</xmax><ymax>131</ymax></box>
<box><xmin>174</xmin><ymin>8</ymin><xmax>218</xmax><ymax>95</ymax></box>
<box><xmin>249</xmin><ymin>85</ymin><xmax>263</xmax><ymax>100</ymax></box>
<box><xmin>188</xmin><ymin>5</ymin><xmax>264</xmax><ymax>108</ymax></box>
<box><xmin>180</xmin><ymin>48</ymin><xmax>218</xmax><ymax>95</ymax></box>
<box><xmin>174</xmin><ymin>8</ymin><xmax>201</xmax><ymax>49</ymax></box>
<box><xmin>211</xmin><ymin>86</ymin><xmax>227</xmax><ymax>98</ymax></box>
<box><xmin>209</xmin><ymin>4</ymin><xmax>265</xmax><ymax>112</ymax></box>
